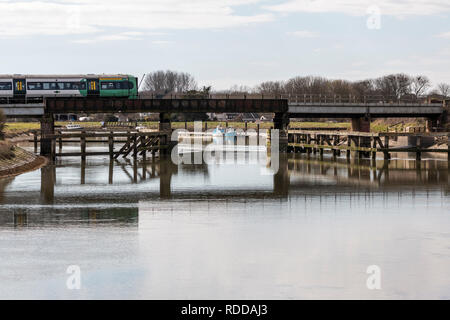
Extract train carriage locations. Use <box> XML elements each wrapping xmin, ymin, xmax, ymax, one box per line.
<box><xmin>0</xmin><ymin>74</ymin><xmax>138</xmax><ymax>102</ymax></box>
<box><xmin>0</xmin><ymin>76</ymin><xmax>13</xmax><ymax>100</ymax></box>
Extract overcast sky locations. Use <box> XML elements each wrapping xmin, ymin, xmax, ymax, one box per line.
<box><xmin>1</xmin><ymin>0</ymin><xmax>449</xmax><ymax>89</ymax></box>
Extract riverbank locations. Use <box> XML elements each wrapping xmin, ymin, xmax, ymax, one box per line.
<box><xmin>0</xmin><ymin>142</ymin><xmax>48</xmax><ymax>179</ymax></box>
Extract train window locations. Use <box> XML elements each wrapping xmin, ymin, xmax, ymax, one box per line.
<box><xmin>27</xmin><ymin>82</ymin><xmax>43</xmax><ymax>90</ymax></box>
<box><xmin>80</xmin><ymin>82</ymin><xmax>86</xmax><ymax>90</ymax></box>
<box><xmin>0</xmin><ymin>82</ymin><xmax>12</xmax><ymax>90</ymax></box>
<box><xmin>128</xmin><ymin>81</ymin><xmax>134</xmax><ymax>89</ymax></box>
<box><xmin>57</xmin><ymin>83</ymin><xmax>65</xmax><ymax>90</ymax></box>
<box><xmin>101</xmin><ymin>82</ymin><xmax>118</xmax><ymax>90</ymax></box>
<box><xmin>115</xmin><ymin>82</ymin><xmax>122</xmax><ymax>89</ymax></box>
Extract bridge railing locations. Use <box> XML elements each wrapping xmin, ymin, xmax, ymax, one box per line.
<box><xmin>1</xmin><ymin>93</ymin><xmax>442</xmax><ymax>105</ymax></box>
<box><xmin>279</xmin><ymin>94</ymin><xmax>437</xmax><ymax>104</ymax></box>
<box><xmin>137</xmin><ymin>93</ymin><xmax>439</xmax><ymax>104</ymax></box>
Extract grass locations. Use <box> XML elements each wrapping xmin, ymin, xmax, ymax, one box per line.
<box><xmin>3</xmin><ymin>120</ymin><xmax>424</xmax><ymax>134</ymax></box>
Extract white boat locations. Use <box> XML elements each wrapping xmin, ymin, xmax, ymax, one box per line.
<box><xmin>224</xmin><ymin>128</ymin><xmax>237</xmax><ymax>137</ymax></box>
<box><xmin>212</xmin><ymin>125</ymin><xmax>225</xmax><ymax>137</ymax></box>
<box><xmin>65</xmin><ymin>123</ymin><xmax>82</xmax><ymax>130</ymax></box>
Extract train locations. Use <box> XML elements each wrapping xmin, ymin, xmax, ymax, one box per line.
<box><xmin>0</xmin><ymin>74</ymin><xmax>139</xmax><ymax>101</ymax></box>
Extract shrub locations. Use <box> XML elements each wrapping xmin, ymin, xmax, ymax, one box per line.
<box><xmin>0</xmin><ymin>109</ymin><xmax>5</xmax><ymax>140</ymax></box>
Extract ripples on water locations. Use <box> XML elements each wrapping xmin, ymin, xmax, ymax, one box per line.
<box><xmin>0</xmin><ymin>141</ymin><xmax>449</xmax><ymax>299</ymax></box>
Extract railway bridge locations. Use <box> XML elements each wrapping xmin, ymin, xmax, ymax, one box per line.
<box><xmin>0</xmin><ymin>95</ymin><xmax>446</xmax><ymax>156</ymax></box>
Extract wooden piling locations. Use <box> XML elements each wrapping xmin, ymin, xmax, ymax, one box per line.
<box><xmin>108</xmin><ymin>132</ymin><xmax>114</xmax><ymax>159</ymax></box>
<box><xmin>80</xmin><ymin>131</ymin><xmax>86</xmax><ymax>161</ymax></box>
<box><xmin>371</xmin><ymin>136</ymin><xmax>377</xmax><ymax>161</ymax></box>
<box><xmin>416</xmin><ymin>136</ymin><xmax>422</xmax><ymax>161</ymax></box>
<box><xmin>257</xmin><ymin>123</ymin><xmax>260</xmax><ymax>145</ymax></box>
<box><xmin>33</xmin><ymin>131</ymin><xmax>38</xmax><ymax>153</ymax></box>
<box><xmin>133</xmin><ymin>134</ymin><xmax>138</xmax><ymax>160</ymax></box>
<box><xmin>384</xmin><ymin>136</ymin><xmax>390</xmax><ymax>160</ymax></box>
<box><xmin>319</xmin><ymin>135</ymin><xmax>324</xmax><ymax>158</ymax></box>
<box><xmin>58</xmin><ymin>130</ymin><xmax>62</xmax><ymax>152</ymax></box>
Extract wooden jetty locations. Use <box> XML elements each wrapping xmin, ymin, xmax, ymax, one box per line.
<box><xmin>30</xmin><ymin>131</ymin><xmax>170</xmax><ymax>160</ymax></box>
<box><xmin>286</xmin><ymin>130</ymin><xmax>450</xmax><ymax>161</ymax></box>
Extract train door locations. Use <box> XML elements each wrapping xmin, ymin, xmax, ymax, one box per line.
<box><xmin>13</xmin><ymin>79</ymin><xmax>26</xmax><ymax>98</ymax></box>
<box><xmin>87</xmin><ymin>79</ymin><xmax>99</xmax><ymax>96</ymax></box>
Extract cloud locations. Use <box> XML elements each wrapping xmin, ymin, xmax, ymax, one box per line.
<box><xmin>265</xmin><ymin>0</ymin><xmax>450</xmax><ymax>17</ymax></box>
<box><xmin>435</xmin><ymin>32</ymin><xmax>450</xmax><ymax>39</ymax></box>
<box><xmin>287</xmin><ymin>30</ymin><xmax>318</xmax><ymax>38</ymax></box>
<box><xmin>152</xmin><ymin>40</ymin><xmax>174</xmax><ymax>45</ymax></box>
<box><xmin>72</xmin><ymin>32</ymin><xmax>144</xmax><ymax>44</ymax></box>
<box><xmin>0</xmin><ymin>0</ymin><xmax>272</xmax><ymax>38</ymax></box>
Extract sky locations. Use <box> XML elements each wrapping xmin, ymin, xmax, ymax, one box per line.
<box><xmin>0</xmin><ymin>0</ymin><xmax>449</xmax><ymax>90</ymax></box>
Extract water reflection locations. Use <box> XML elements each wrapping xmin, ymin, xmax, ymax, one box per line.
<box><xmin>0</xmin><ymin>151</ymin><xmax>448</xmax><ymax>225</ymax></box>
<box><xmin>0</xmin><ymin>145</ymin><xmax>449</xmax><ymax>299</ymax></box>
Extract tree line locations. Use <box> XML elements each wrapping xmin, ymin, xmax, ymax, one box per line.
<box><xmin>142</xmin><ymin>70</ymin><xmax>450</xmax><ymax>101</ymax></box>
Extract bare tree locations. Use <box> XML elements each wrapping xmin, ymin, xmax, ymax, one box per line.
<box><xmin>284</xmin><ymin>76</ymin><xmax>331</xmax><ymax>95</ymax></box>
<box><xmin>142</xmin><ymin>70</ymin><xmax>197</xmax><ymax>94</ymax></box>
<box><xmin>352</xmin><ymin>80</ymin><xmax>376</xmax><ymax>99</ymax></box>
<box><xmin>436</xmin><ymin>83</ymin><xmax>450</xmax><ymax>97</ymax></box>
<box><xmin>330</xmin><ymin>80</ymin><xmax>354</xmax><ymax>97</ymax></box>
<box><xmin>374</xmin><ymin>74</ymin><xmax>411</xmax><ymax>100</ymax></box>
<box><xmin>256</xmin><ymin>81</ymin><xmax>285</xmax><ymax>95</ymax></box>
<box><xmin>410</xmin><ymin>75</ymin><xmax>431</xmax><ymax>97</ymax></box>
<box><xmin>226</xmin><ymin>85</ymin><xmax>253</xmax><ymax>95</ymax></box>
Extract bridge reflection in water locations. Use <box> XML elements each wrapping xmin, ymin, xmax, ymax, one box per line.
<box><xmin>0</xmin><ymin>151</ymin><xmax>448</xmax><ymax>229</ymax></box>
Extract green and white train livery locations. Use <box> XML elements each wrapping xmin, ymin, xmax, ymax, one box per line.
<box><xmin>0</xmin><ymin>74</ymin><xmax>138</xmax><ymax>100</ymax></box>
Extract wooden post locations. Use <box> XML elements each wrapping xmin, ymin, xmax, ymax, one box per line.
<box><xmin>332</xmin><ymin>135</ymin><xmax>338</xmax><ymax>160</ymax></box>
<box><xmin>108</xmin><ymin>132</ymin><xmax>114</xmax><ymax>159</ymax></box>
<box><xmin>142</xmin><ymin>135</ymin><xmax>147</xmax><ymax>161</ymax></box>
<box><xmin>204</xmin><ymin>121</ymin><xmax>208</xmax><ymax>132</ymax></box>
<box><xmin>80</xmin><ymin>131</ymin><xmax>86</xmax><ymax>161</ymax></box>
<box><xmin>447</xmin><ymin>134</ymin><xmax>450</xmax><ymax>163</ymax></box>
<box><xmin>226</xmin><ymin>121</ymin><xmax>228</xmax><ymax>128</ymax></box>
<box><xmin>371</xmin><ymin>136</ymin><xmax>377</xmax><ymax>161</ymax></box>
<box><xmin>313</xmin><ymin>134</ymin><xmax>317</xmax><ymax>154</ymax></box>
<box><xmin>319</xmin><ymin>135</ymin><xmax>324</xmax><ymax>158</ymax></box>
<box><xmin>108</xmin><ymin>159</ymin><xmax>113</xmax><ymax>184</ymax></box>
<box><xmin>306</xmin><ymin>134</ymin><xmax>311</xmax><ymax>155</ymax></box>
<box><xmin>384</xmin><ymin>136</ymin><xmax>390</xmax><ymax>160</ymax></box>
<box><xmin>257</xmin><ymin>123</ymin><xmax>260</xmax><ymax>145</ymax></box>
<box><xmin>416</xmin><ymin>136</ymin><xmax>422</xmax><ymax>161</ymax></box>
<box><xmin>245</xmin><ymin>121</ymin><xmax>248</xmax><ymax>132</ymax></box>
<box><xmin>133</xmin><ymin>134</ymin><xmax>138</xmax><ymax>160</ymax></box>
<box><xmin>358</xmin><ymin>136</ymin><xmax>363</xmax><ymax>159</ymax></box>
<box><xmin>33</xmin><ymin>131</ymin><xmax>38</xmax><ymax>153</ymax></box>
<box><xmin>80</xmin><ymin>159</ymin><xmax>86</xmax><ymax>185</ymax></box>
<box><xmin>346</xmin><ymin>136</ymin><xmax>351</xmax><ymax>160</ymax></box>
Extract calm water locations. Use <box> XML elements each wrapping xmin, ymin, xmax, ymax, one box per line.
<box><xmin>0</xmin><ymin>141</ymin><xmax>449</xmax><ymax>299</ymax></box>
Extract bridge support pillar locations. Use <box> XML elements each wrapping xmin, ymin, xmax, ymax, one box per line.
<box><xmin>40</xmin><ymin>115</ymin><xmax>55</xmax><ymax>159</ymax></box>
<box><xmin>351</xmin><ymin>117</ymin><xmax>371</xmax><ymax>132</ymax></box>
<box><xmin>159</xmin><ymin>113</ymin><xmax>176</xmax><ymax>156</ymax></box>
<box><xmin>273</xmin><ymin>112</ymin><xmax>290</xmax><ymax>153</ymax></box>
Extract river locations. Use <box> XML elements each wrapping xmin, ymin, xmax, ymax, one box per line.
<box><xmin>0</xmin><ymin>140</ymin><xmax>449</xmax><ymax>299</ymax></box>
